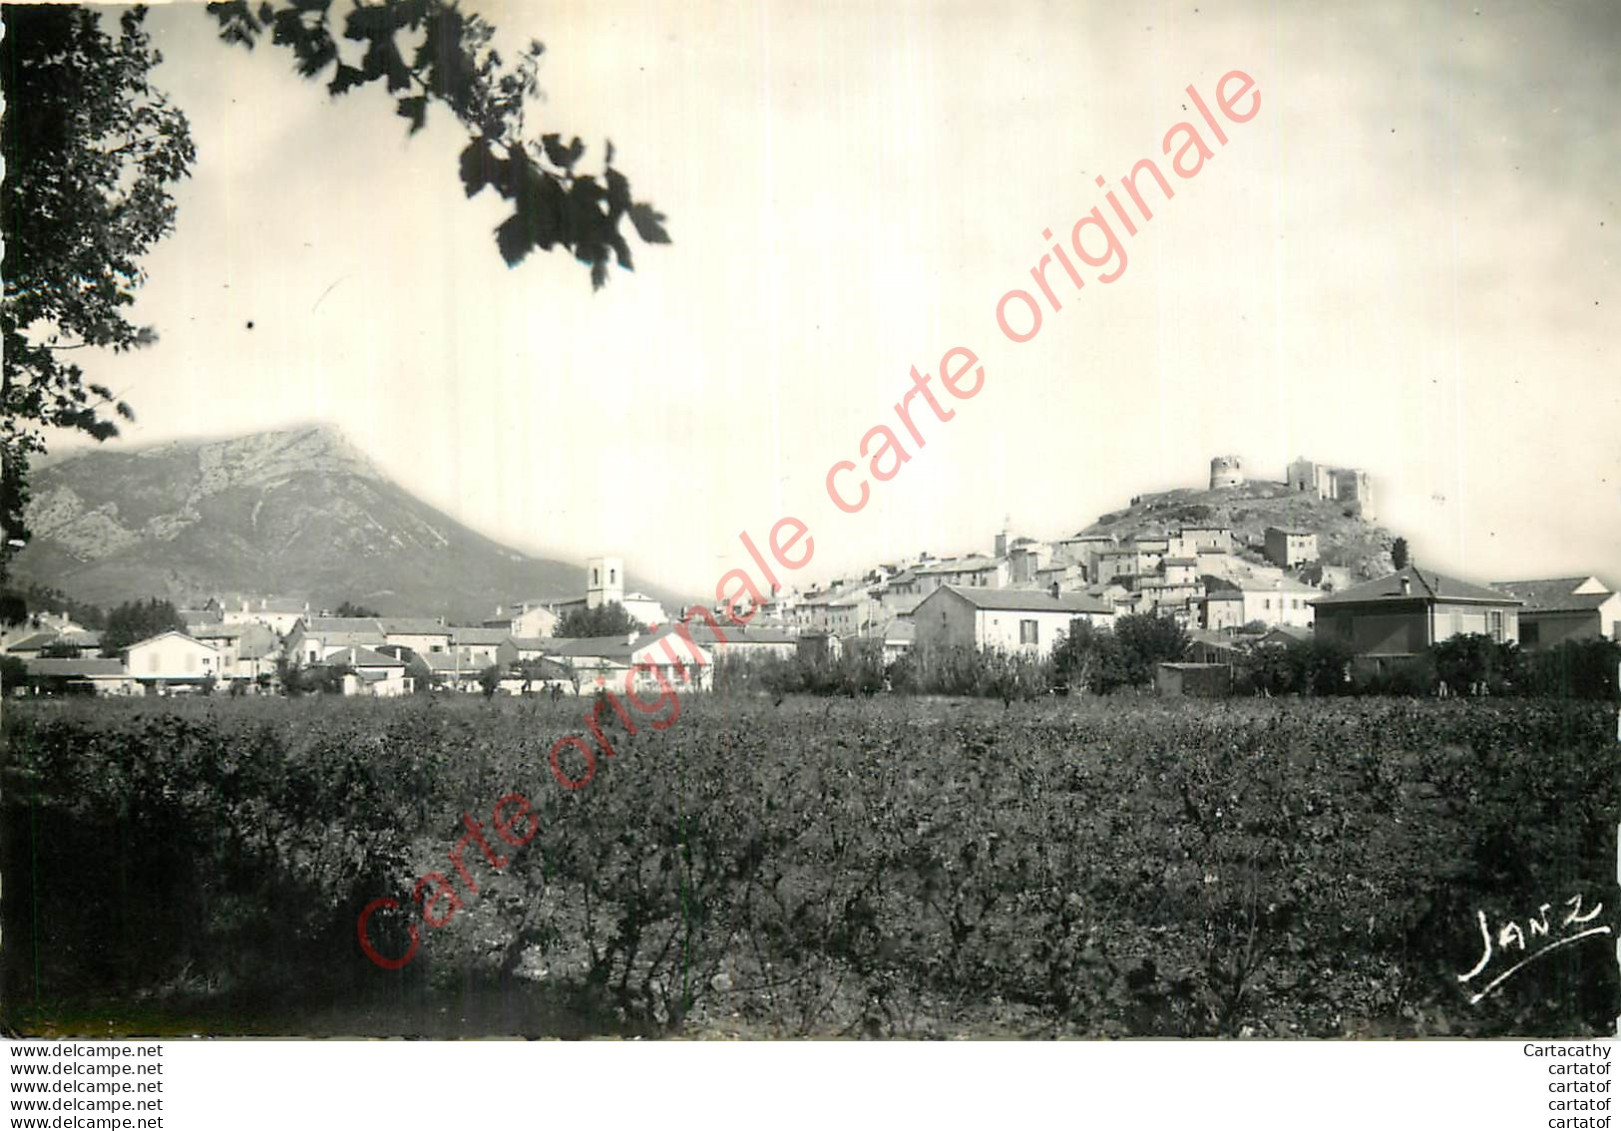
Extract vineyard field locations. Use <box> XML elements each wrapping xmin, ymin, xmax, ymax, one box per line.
<box><xmin>2</xmin><ymin>693</ymin><xmax>1614</xmax><ymax>1038</ymax></box>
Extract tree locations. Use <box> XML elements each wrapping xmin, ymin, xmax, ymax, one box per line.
<box><xmin>2</xmin><ymin>0</ymin><xmax>669</xmax><ymax>576</ymax></box>
<box><xmin>101</xmin><ymin>597</ymin><xmax>187</xmax><ymax>654</ymax></box>
<box><xmin>0</xmin><ymin>655</ymin><xmax>28</xmax><ymax>692</ymax></box>
<box><xmin>1113</xmin><ymin>612</ymin><xmax>1190</xmax><ymax>687</ymax></box>
<box><xmin>477</xmin><ymin>663</ymin><xmax>503</xmax><ymax>698</ymax></box>
<box><xmin>1052</xmin><ymin>618</ymin><xmax>1128</xmax><ymax>694</ymax></box>
<box><xmin>1391</xmin><ymin>537</ymin><xmax>1409</xmax><ymax>570</ymax></box>
<box><xmin>2</xmin><ymin>6</ymin><xmax>197</xmax><ymax>573</ymax></box>
<box><xmin>207</xmin><ymin>0</ymin><xmax>669</xmax><ymax>279</ymax></box>
<box><xmin>556</xmin><ymin>601</ymin><xmax>646</xmax><ymax>638</ymax></box>
<box><xmin>1430</xmin><ymin>632</ymin><xmax>1519</xmax><ymax>695</ymax></box>
<box><xmin>333</xmin><ymin>601</ymin><xmax>382</xmax><ymax>618</ymax></box>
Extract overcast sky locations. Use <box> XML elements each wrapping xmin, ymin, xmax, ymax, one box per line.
<box><xmin>51</xmin><ymin>0</ymin><xmax>1621</xmax><ymax>596</ymax></box>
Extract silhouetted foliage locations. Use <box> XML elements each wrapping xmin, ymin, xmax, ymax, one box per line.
<box><xmin>1</xmin><ymin>6</ymin><xmax>196</xmax><ymax>571</ymax></box>
<box><xmin>101</xmin><ymin>598</ymin><xmax>187</xmax><ymax>655</ymax></box>
<box><xmin>333</xmin><ymin>601</ymin><xmax>382</xmax><ymax>618</ymax></box>
<box><xmin>1112</xmin><ymin>613</ymin><xmax>1190</xmax><ymax>687</ymax></box>
<box><xmin>1430</xmin><ymin>632</ymin><xmax>1520</xmax><ymax>695</ymax></box>
<box><xmin>1051</xmin><ymin>619</ymin><xmax>1129</xmax><ymax>694</ymax></box>
<box><xmin>555</xmin><ymin>602</ymin><xmax>645</xmax><ymax>639</ymax></box>
<box><xmin>206</xmin><ymin>0</ymin><xmax>670</xmax><ymax>281</ymax></box>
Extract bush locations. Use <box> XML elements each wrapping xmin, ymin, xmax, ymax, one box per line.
<box><xmin>1519</xmin><ymin>637</ymin><xmax>1620</xmax><ymax>700</ymax></box>
<box><xmin>1431</xmin><ymin>633</ymin><xmax>1520</xmax><ymax>695</ymax></box>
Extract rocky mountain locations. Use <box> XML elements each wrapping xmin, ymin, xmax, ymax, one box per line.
<box><xmin>1080</xmin><ymin>479</ymin><xmax>1398</xmax><ymax>580</ymax></box>
<box><xmin>9</xmin><ymin>425</ymin><xmax>685</xmax><ymax>622</ymax></box>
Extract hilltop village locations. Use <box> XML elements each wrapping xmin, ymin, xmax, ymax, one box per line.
<box><xmin>5</xmin><ymin>455</ymin><xmax>1617</xmax><ymax>697</ymax></box>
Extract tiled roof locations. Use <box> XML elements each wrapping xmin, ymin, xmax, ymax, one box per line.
<box><xmin>541</xmin><ymin>627</ymin><xmax>702</xmax><ymax>663</ymax></box>
<box><xmin>380</xmin><ymin>618</ymin><xmax>451</xmax><ymax>635</ymax></box>
<box><xmin>4</xmin><ymin>632</ymin><xmax>59</xmax><ymax>653</ymax></box>
<box><xmin>681</xmin><ymin>622</ymin><xmax>799</xmax><ymax>646</ymax></box>
<box><xmin>916</xmin><ymin>557</ymin><xmax>999</xmax><ymax>574</ymax></box>
<box><xmin>450</xmin><ymin>627</ymin><xmax>512</xmax><ymax>645</ymax></box>
<box><xmin>421</xmin><ymin>653</ymin><xmax>489</xmax><ymax>674</ymax></box>
<box><xmin>328</xmin><ymin>646</ymin><xmax>405</xmax><ymax>668</ymax></box>
<box><xmin>1311</xmin><ymin>566</ymin><xmax>1520</xmax><ymax>607</ymax></box>
<box><xmin>25</xmin><ymin>658</ymin><xmax>127</xmax><ymax>678</ymax></box>
<box><xmin>304</xmin><ymin>617</ymin><xmax>385</xmax><ymax>634</ymax></box>
<box><xmin>1490</xmin><ymin>578</ymin><xmax>1615</xmax><ymax>613</ymax></box>
<box><xmin>1162</xmin><ymin>557</ymin><xmax>1199</xmax><ymax>566</ymax></box>
<box><xmin>936</xmin><ymin>585</ymin><xmax>1112</xmax><ymax>615</ymax></box>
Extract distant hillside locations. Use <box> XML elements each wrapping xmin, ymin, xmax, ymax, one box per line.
<box><xmin>9</xmin><ymin>425</ymin><xmax>687</xmax><ymax>622</ymax></box>
<box><xmin>1079</xmin><ymin>479</ymin><xmax>1397</xmax><ymax>580</ymax></box>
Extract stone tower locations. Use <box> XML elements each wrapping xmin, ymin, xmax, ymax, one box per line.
<box><xmin>586</xmin><ymin>555</ymin><xmax>625</xmax><ymax>610</ymax></box>
<box><xmin>1209</xmin><ymin>455</ymin><xmax>1245</xmax><ymax>490</ymax></box>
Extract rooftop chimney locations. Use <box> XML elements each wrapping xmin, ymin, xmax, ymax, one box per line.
<box><xmin>1050</xmin><ymin>581</ymin><xmax>1061</xmax><ymax>599</ymax></box>
<box><xmin>1400</xmin><ymin>576</ymin><xmax>1412</xmax><ymax>597</ymax></box>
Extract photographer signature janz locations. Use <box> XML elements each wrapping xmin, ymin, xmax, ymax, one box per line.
<box><xmin>1457</xmin><ymin>894</ymin><xmax>1610</xmax><ymax>1005</ymax></box>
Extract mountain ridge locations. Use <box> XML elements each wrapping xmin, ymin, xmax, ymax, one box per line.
<box><xmin>9</xmin><ymin>425</ymin><xmax>688</xmax><ymax>622</ymax></box>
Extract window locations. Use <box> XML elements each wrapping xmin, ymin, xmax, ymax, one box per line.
<box><xmin>1019</xmin><ymin>619</ymin><xmax>1039</xmax><ymax>645</ymax></box>
<box><xmin>592</xmin><ymin>568</ymin><xmax>599</xmax><ymax>585</ymax></box>
<box><xmin>1489</xmin><ymin>610</ymin><xmax>1504</xmax><ymax>643</ymax></box>
<box><xmin>610</xmin><ymin>568</ymin><xmax>617</xmax><ymax>584</ymax></box>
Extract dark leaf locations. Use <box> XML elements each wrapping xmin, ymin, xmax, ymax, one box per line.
<box><xmin>541</xmin><ymin>133</ymin><xmax>584</xmax><ymax>171</ymax></box>
<box><xmin>628</xmin><ymin>202</ymin><xmax>671</xmax><ymax>244</ymax></box>
<box><xmin>495</xmin><ymin>214</ymin><xmax>533</xmax><ymax>267</ymax></box>
<box><xmin>396</xmin><ymin>96</ymin><xmax>428</xmax><ymax>135</ymax></box>
<box><xmin>605</xmin><ymin>167</ymin><xmax>632</xmax><ymax>213</ymax></box>
<box><xmin>328</xmin><ymin>63</ymin><xmax>367</xmax><ymax>96</ymax></box>
<box><xmin>459</xmin><ymin>140</ymin><xmax>493</xmax><ymax>197</ymax></box>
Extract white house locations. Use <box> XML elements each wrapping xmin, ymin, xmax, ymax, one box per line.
<box><xmin>1490</xmin><ymin>576</ymin><xmax>1621</xmax><ymax>651</ymax></box>
<box><xmin>621</xmin><ymin>593</ymin><xmax>669</xmax><ymax>629</ymax></box>
<box><xmin>222</xmin><ymin>597</ymin><xmax>310</xmax><ymax>636</ymax></box>
<box><xmin>329</xmin><ymin>646</ymin><xmax>411</xmax><ymax>697</ymax></box>
<box><xmin>1200</xmin><ymin>577</ymin><xmax>1319</xmax><ymax>633</ymax></box>
<box><xmin>125</xmin><ymin>631</ymin><xmax>223</xmax><ymax>688</ymax></box>
<box><xmin>286</xmin><ymin>617</ymin><xmax>388</xmax><ymax>665</ymax></box>
<box><xmin>484</xmin><ymin>602</ymin><xmax>560</xmax><ymax>640</ymax></box>
<box><xmin>542</xmin><ymin>628</ymin><xmax>714</xmax><ymax>694</ymax></box>
<box><xmin>913</xmin><ymin>585</ymin><xmax>1115</xmax><ymax>658</ymax></box>
<box><xmin>449</xmin><ymin>627</ymin><xmax>511</xmax><ymax>667</ymax></box>
<box><xmin>191</xmin><ymin>623</ymin><xmax>281</xmax><ymax>682</ymax></box>
<box><xmin>380</xmin><ymin>617</ymin><xmax>454</xmax><ymax>656</ymax></box>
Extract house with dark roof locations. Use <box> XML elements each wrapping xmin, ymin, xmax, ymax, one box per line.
<box><xmin>914</xmin><ymin>584</ymin><xmax>1114</xmax><ymax>658</ymax></box>
<box><xmin>326</xmin><ymin>646</ymin><xmax>411</xmax><ymax>697</ymax></box>
<box><xmin>1489</xmin><ymin>576</ymin><xmax>1619</xmax><ymax>651</ymax></box>
<box><xmin>1310</xmin><ymin>566</ymin><xmax>1521</xmax><ymax>672</ymax></box>
<box><xmin>1264</xmin><ymin>527</ymin><xmax>1319</xmax><ymax>569</ymax></box>
<box><xmin>285</xmin><ymin>617</ymin><xmax>387</xmax><ymax>665</ymax></box>
<box><xmin>22</xmin><ymin>658</ymin><xmax>137</xmax><ymax>697</ymax></box>
<box><xmin>192</xmin><ymin>622</ymin><xmax>281</xmax><ymax>681</ymax></box>
<box><xmin>539</xmin><ymin>628</ymin><xmax>714</xmax><ymax>694</ymax></box>
<box><xmin>380</xmin><ymin>617</ymin><xmax>453</xmax><ymax>656</ymax></box>
<box><xmin>448</xmin><ymin>626</ymin><xmax>513</xmax><ymax>667</ymax></box>
<box><xmin>222</xmin><ymin>597</ymin><xmax>310</xmax><ymax>636</ymax></box>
